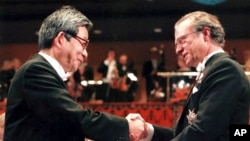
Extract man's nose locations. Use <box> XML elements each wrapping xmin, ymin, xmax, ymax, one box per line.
<box><xmin>82</xmin><ymin>49</ymin><xmax>88</xmax><ymax>61</ymax></box>
<box><xmin>175</xmin><ymin>46</ymin><xmax>182</xmax><ymax>55</ymax></box>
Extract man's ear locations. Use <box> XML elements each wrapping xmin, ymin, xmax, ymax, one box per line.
<box><xmin>53</xmin><ymin>31</ymin><xmax>66</xmax><ymax>48</ymax></box>
<box><xmin>201</xmin><ymin>26</ymin><xmax>211</xmax><ymax>42</ymax></box>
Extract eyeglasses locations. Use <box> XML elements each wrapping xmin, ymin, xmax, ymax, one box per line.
<box><xmin>71</xmin><ymin>35</ymin><xmax>89</xmax><ymax>50</ymax></box>
<box><xmin>64</xmin><ymin>32</ymin><xmax>89</xmax><ymax>50</ymax></box>
<box><xmin>175</xmin><ymin>31</ymin><xmax>199</xmax><ymax>49</ymax></box>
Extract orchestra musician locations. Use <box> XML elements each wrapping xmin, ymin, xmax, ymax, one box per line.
<box><xmin>115</xmin><ymin>54</ymin><xmax>138</xmax><ymax>102</ymax></box>
<box><xmin>142</xmin><ymin>46</ymin><xmax>166</xmax><ymax>102</ymax></box>
<box><xmin>97</xmin><ymin>48</ymin><xmax>118</xmax><ymax>102</ymax></box>
<box><xmin>73</xmin><ymin>62</ymin><xmax>94</xmax><ymax>102</ymax></box>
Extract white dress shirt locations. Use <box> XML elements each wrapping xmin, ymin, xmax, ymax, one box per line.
<box><xmin>39</xmin><ymin>52</ymin><xmax>70</xmax><ymax>81</ymax></box>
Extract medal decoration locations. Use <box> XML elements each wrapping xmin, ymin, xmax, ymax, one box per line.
<box><xmin>187</xmin><ymin>109</ymin><xmax>197</xmax><ymax>125</ymax></box>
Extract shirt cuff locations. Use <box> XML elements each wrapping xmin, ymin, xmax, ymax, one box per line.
<box><xmin>140</xmin><ymin>122</ymin><xmax>154</xmax><ymax>141</ymax></box>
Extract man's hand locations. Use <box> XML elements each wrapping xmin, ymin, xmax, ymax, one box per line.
<box><xmin>126</xmin><ymin>113</ymin><xmax>148</xmax><ymax>141</ymax></box>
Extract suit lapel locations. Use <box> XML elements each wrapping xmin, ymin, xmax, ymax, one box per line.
<box><xmin>33</xmin><ymin>54</ymin><xmax>67</xmax><ymax>88</ymax></box>
<box><xmin>174</xmin><ymin>53</ymin><xmax>230</xmax><ymax>136</ymax></box>
<box><xmin>181</xmin><ymin>53</ymin><xmax>228</xmax><ymax>109</ymax></box>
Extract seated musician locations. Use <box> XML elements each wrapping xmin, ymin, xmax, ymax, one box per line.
<box><xmin>113</xmin><ymin>54</ymin><xmax>138</xmax><ymax>102</ymax></box>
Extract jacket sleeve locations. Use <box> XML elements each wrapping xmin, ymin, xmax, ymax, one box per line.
<box><xmin>22</xmin><ymin>62</ymin><xmax>129</xmax><ymax>141</ymax></box>
<box><xmin>151</xmin><ymin>125</ymin><xmax>174</xmax><ymax>141</ymax></box>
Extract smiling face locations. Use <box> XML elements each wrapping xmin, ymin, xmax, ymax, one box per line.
<box><xmin>174</xmin><ymin>11</ymin><xmax>226</xmax><ymax>68</ymax></box>
<box><xmin>56</xmin><ymin>26</ymin><xmax>89</xmax><ymax>73</ymax></box>
<box><xmin>175</xmin><ymin>19</ymin><xmax>208</xmax><ymax>68</ymax></box>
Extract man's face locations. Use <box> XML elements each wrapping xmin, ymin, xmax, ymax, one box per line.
<box><xmin>119</xmin><ymin>55</ymin><xmax>127</xmax><ymax>65</ymax></box>
<box><xmin>107</xmin><ymin>50</ymin><xmax>116</xmax><ymax>60</ymax></box>
<box><xmin>59</xmin><ymin>26</ymin><xmax>89</xmax><ymax>72</ymax></box>
<box><xmin>174</xmin><ymin>20</ymin><xmax>206</xmax><ymax>67</ymax></box>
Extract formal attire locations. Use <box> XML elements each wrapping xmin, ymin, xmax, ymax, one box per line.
<box><xmin>4</xmin><ymin>54</ymin><xmax>129</xmax><ymax>141</ymax></box>
<box><xmin>115</xmin><ymin>62</ymin><xmax>138</xmax><ymax>102</ymax></box>
<box><xmin>151</xmin><ymin>52</ymin><xmax>250</xmax><ymax>141</ymax></box>
<box><xmin>97</xmin><ymin>59</ymin><xmax>117</xmax><ymax>102</ymax></box>
<box><xmin>73</xmin><ymin>64</ymin><xmax>94</xmax><ymax>102</ymax></box>
<box><xmin>0</xmin><ymin>69</ymin><xmax>15</xmax><ymax>100</ymax></box>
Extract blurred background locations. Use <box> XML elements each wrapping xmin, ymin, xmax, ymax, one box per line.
<box><xmin>1</xmin><ymin>0</ymin><xmax>250</xmax><ymax>130</ymax></box>
<box><xmin>1</xmin><ymin>0</ymin><xmax>250</xmax><ymax>103</ymax></box>
<box><xmin>1</xmin><ymin>0</ymin><xmax>250</xmax><ymax>43</ymax></box>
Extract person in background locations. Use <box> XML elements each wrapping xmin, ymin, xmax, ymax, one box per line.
<box><xmin>0</xmin><ymin>59</ymin><xmax>15</xmax><ymax>101</ymax></box>
<box><xmin>243</xmin><ymin>49</ymin><xmax>250</xmax><ymax>71</ymax></box>
<box><xmin>115</xmin><ymin>54</ymin><xmax>138</xmax><ymax>102</ymax></box>
<box><xmin>73</xmin><ymin>62</ymin><xmax>94</xmax><ymax>102</ymax></box>
<box><xmin>176</xmin><ymin>55</ymin><xmax>194</xmax><ymax>72</ymax></box>
<box><xmin>11</xmin><ymin>58</ymin><xmax>22</xmax><ymax>72</ymax></box>
<box><xmin>142</xmin><ymin>46</ymin><xmax>166</xmax><ymax>102</ymax></box>
<box><xmin>97</xmin><ymin>48</ymin><xmax>118</xmax><ymax>102</ymax></box>
<box><xmin>170</xmin><ymin>55</ymin><xmax>196</xmax><ymax>102</ymax></box>
<box><xmin>4</xmin><ymin>5</ymin><xmax>147</xmax><ymax>141</ymax></box>
<box><xmin>128</xmin><ymin>11</ymin><xmax>250</xmax><ymax>141</ymax></box>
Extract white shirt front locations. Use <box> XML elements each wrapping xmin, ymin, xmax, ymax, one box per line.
<box><xmin>104</xmin><ymin>59</ymin><xmax>116</xmax><ymax>83</ymax></box>
<box><xmin>193</xmin><ymin>49</ymin><xmax>225</xmax><ymax>94</ymax></box>
<box><xmin>39</xmin><ymin>52</ymin><xmax>70</xmax><ymax>81</ymax></box>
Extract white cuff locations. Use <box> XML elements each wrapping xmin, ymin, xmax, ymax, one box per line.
<box><xmin>140</xmin><ymin>123</ymin><xmax>154</xmax><ymax>141</ymax></box>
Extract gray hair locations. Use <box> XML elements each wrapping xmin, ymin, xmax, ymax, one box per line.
<box><xmin>38</xmin><ymin>5</ymin><xmax>93</xmax><ymax>50</ymax></box>
<box><xmin>175</xmin><ymin>11</ymin><xmax>225</xmax><ymax>47</ymax></box>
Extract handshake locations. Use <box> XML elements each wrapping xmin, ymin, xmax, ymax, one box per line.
<box><xmin>126</xmin><ymin>113</ymin><xmax>153</xmax><ymax>141</ymax></box>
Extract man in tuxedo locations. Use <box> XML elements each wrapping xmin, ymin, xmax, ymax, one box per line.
<box><xmin>142</xmin><ymin>47</ymin><xmax>166</xmax><ymax>101</ymax></box>
<box><xmin>116</xmin><ymin>54</ymin><xmax>138</xmax><ymax>102</ymax></box>
<box><xmin>97</xmin><ymin>48</ymin><xmax>118</xmax><ymax>102</ymax></box>
<box><xmin>3</xmin><ymin>5</ymin><xmax>147</xmax><ymax>141</ymax></box>
<box><xmin>128</xmin><ymin>11</ymin><xmax>250</xmax><ymax>141</ymax></box>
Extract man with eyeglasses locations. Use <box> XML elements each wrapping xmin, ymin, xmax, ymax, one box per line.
<box><xmin>3</xmin><ymin>5</ymin><xmax>147</xmax><ymax>141</ymax></box>
<box><xmin>127</xmin><ymin>11</ymin><xmax>250</xmax><ymax>141</ymax></box>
